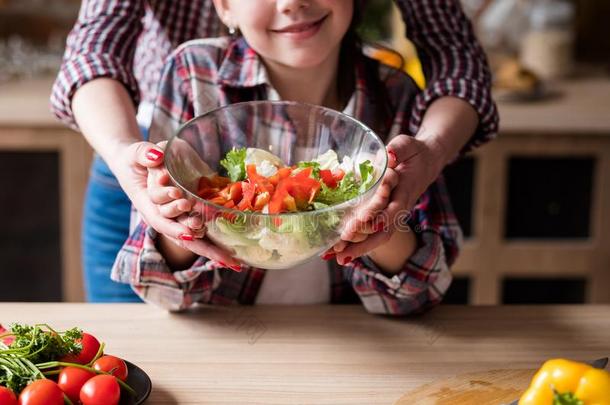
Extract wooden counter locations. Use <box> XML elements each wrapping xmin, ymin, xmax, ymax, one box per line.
<box><xmin>1</xmin><ymin>303</ymin><xmax>609</xmax><ymax>404</ymax></box>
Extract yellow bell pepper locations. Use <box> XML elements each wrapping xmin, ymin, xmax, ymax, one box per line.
<box><xmin>519</xmin><ymin>359</ymin><xmax>610</xmax><ymax>405</ymax></box>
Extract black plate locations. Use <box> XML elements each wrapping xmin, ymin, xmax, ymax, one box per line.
<box><xmin>120</xmin><ymin>360</ymin><xmax>152</xmax><ymax>405</ymax></box>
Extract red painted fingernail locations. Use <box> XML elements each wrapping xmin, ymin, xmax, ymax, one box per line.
<box><xmin>146</xmin><ymin>149</ymin><xmax>164</xmax><ymax>161</ymax></box>
<box><xmin>322</xmin><ymin>252</ymin><xmax>336</xmax><ymax>261</ymax></box>
<box><xmin>388</xmin><ymin>150</ymin><xmax>397</xmax><ymax>164</ymax></box>
<box><xmin>179</xmin><ymin>234</ymin><xmax>193</xmax><ymax>241</ymax></box>
<box><xmin>343</xmin><ymin>256</ymin><xmax>353</xmax><ymax>265</ymax></box>
<box><xmin>230</xmin><ymin>265</ymin><xmax>242</xmax><ymax>272</ymax></box>
<box><xmin>219</xmin><ymin>261</ymin><xmax>227</xmax><ymax>267</ymax></box>
<box><xmin>374</xmin><ymin>221</ymin><xmax>385</xmax><ymax>232</ymax></box>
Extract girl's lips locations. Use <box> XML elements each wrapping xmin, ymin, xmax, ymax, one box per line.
<box><xmin>271</xmin><ymin>15</ymin><xmax>328</xmax><ymax>40</ymax></box>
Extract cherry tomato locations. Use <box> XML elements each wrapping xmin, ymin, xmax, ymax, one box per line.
<box><xmin>61</xmin><ymin>333</ymin><xmax>101</xmax><ymax>365</ymax></box>
<box><xmin>0</xmin><ymin>387</ymin><xmax>18</xmax><ymax>405</ymax></box>
<box><xmin>93</xmin><ymin>355</ymin><xmax>128</xmax><ymax>381</ymax></box>
<box><xmin>57</xmin><ymin>366</ymin><xmax>95</xmax><ymax>403</ymax></box>
<box><xmin>18</xmin><ymin>379</ymin><xmax>63</xmax><ymax>405</ymax></box>
<box><xmin>79</xmin><ymin>375</ymin><xmax>120</xmax><ymax>405</ymax></box>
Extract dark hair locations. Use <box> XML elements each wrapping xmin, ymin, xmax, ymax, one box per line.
<box><xmin>337</xmin><ymin>0</ymin><xmax>401</xmax><ymax>137</ymax></box>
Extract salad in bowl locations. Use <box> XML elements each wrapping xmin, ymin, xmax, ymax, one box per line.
<box><xmin>164</xmin><ymin>101</ymin><xmax>387</xmax><ymax>269</ymax></box>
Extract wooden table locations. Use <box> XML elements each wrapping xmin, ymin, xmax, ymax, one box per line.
<box><xmin>2</xmin><ymin>304</ymin><xmax>608</xmax><ymax>404</ymax></box>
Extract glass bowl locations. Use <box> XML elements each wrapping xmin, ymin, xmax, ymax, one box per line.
<box><xmin>164</xmin><ymin>101</ymin><xmax>387</xmax><ymax>269</ymax></box>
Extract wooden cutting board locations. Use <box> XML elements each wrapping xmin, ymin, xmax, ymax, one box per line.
<box><xmin>394</xmin><ymin>369</ymin><xmax>536</xmax><ymax>405</ymax></box>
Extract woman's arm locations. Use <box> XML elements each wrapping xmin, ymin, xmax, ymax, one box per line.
<box><xmin>51</xmin><ymin>0</ymin><xmax>144</xmax><ymax>128</ymax></box>
<box><xmin>394</xmin><ymin>0</ymin><xmax>499</xmax><ymax>147</ymax></box>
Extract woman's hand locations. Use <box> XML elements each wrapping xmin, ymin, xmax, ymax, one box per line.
<box><xmin>325</xmin><ymin>134</ymin><xmax>444</xmax><ymax>265</ymax></box>
<box><xmin>325</xmin><ymin>97</ymin><xmax>479</xmax><ymax>265</ymax></box>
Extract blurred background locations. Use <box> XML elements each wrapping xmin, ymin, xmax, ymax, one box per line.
<box><xmin>0</xmin><ymin>0</ymin><xmax>609</xmax><ymax>305</ymax></box>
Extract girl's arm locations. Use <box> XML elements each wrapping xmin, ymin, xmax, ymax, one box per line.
<box><xmin>340</xmin><ymin>178</ymin><xmax>461</xmax><ymax>316</ymax></box>
<box><xmin>111</xmin><ymin>221</ymin><xmax>222</xmax><ymax>311</ymax></box>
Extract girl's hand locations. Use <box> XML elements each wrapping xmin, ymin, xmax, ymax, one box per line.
<box><xmin>325</xmin><ymin>135</ymin><xmax>444</xmax><ymax>264</ymax></box>
<box><xmin>146</xmin><ymin>141</ymin><xmax>242</xmax><ymax>269</ymax></box>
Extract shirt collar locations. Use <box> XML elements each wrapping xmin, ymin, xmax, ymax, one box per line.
<box><xmin>217</xmin><ymin>37</ymin><xmax>368</xmax><ymax>119</ymax></box>
<box><xmin>217</xmin><ymin>37</ymin><xmax>270</xmax><ymax>88</ymax></box>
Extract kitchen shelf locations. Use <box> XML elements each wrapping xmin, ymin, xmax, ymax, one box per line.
<box><xmin>451</xmin><ymin>78</ymin><xmax>610</xmax><ymax>304</ymax></box>
<box><xmin>0</xmin><ymin>77</ymin><xmax>91</xmax><ymax>302</ymax></box>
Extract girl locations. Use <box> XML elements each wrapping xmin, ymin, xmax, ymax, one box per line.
<box><xmin>111</xmin><ymin>0</ymin><xmax>461</xmax><ymax>314</ymax></box>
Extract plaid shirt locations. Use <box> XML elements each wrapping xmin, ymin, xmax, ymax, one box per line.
<box><xmin>50</xmin><ymin>0</ymin><xmax>498</xmax><ymax>143</ymax></box>
<box><xmin>110</xmin><ymin>37</ymin><xmax>461</xmax><ymax>315</ymax></box>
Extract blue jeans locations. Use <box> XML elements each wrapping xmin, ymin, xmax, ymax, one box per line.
<box><xmin>82</xmin><ymin>132</ymin><xmax>148</xmax><ymax>302</ymax></box>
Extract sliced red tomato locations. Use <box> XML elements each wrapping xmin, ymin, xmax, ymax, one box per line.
<box><xmin>319</xmin><ymin>169</ymin><xmax>336</xmax><ymax>188</ymax></box>
<box><xmin>0</xmin><ymin>387</ymin><xmax>17</xmax><ymax>405</ymax></box>
<box><xmin>61</xmin><ymin>333</ymin><xmax>101</xmax><ymax>365</ymax></box>
<box><xmin>18</xmin><ymin>379</ymin><xmax>64</xmax><ymax>405</ymax></box>
<box><xmin>92</xmin><ymin>355</ymin><xmax>128</xmax><ymax>381</ymax></box>
<box><xmin>209</xmin><ymin>175</ymin><xmax>231</xmax><ymax>188</ymax></box>
<box><xmin>268</xmin><ymin>167</ymin><xmax>292</xmax><ymax>186</ymax></box>
<box><xmin>58</xmin><ymin>367</ymin><xmax>95</xmax><ymax>403</ymax></box>
<box><xmin>208</xmin><ymin>196</ymin><xmax>228</xmax><ymax>206</ymax></box>
<box><xmin>79</xmin><ymin>375</ymin><xmax>120</xmax><ymax>405</ymax></box>
<box><xmin>253</xmin><ymin>192</ymin><xmax>271</xmax><ymax>211</ymax></box>
<box><xmin>319</xmin><ymin>169</ymin><xmax>344</xmax><ymax>188</ymax></box>
<box><xmin>246</xmin><ymin>164</ymin><xmax>274</xmax><ymax>194</ymax></box>
<box><xmin>237</xmin><ymin>181</ymin><xmax>256</xmax><ymax>211</ymax></box>
<box><xmin>269</xmin><ymin>183</ymin><xmax>288</xmax><ymax>214</ymax></box>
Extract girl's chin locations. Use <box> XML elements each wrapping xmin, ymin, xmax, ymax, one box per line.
<box><xmin>273</xmin><ymin>54</ymin><xmax>331</xmax><ymax>70</ymax></box>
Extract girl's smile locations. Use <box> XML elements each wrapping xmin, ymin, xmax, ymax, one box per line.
<box><xmin>270</xmin><ymin>13</ymin><xmax>329</xmax><ymax>41</ymax></box>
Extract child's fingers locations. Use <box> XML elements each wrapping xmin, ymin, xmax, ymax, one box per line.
<box><xmin>335</xmin><ymin>229</ymin><xmax>394</xmax><ymax>265</ymax></box>
<box><xmin>332</xmin><ymin>239</ymin><xmax>349</xmax><ymax>253</ymax></box>
<box><xmin>381</xmin><ymin>167</ymin><xmax>417</xmax><ymax>230</ymax></box>
<box><xmin>183</xmin><ymin>238</ymin><xmax>241</xmax><ymax>268</ymax></box>
<box><xmin>341</xmin><ymin>169</ymin><xmax>398</xmax><ymax>239</ymax></box>
<box><xmin>158</xmin><ymin>199</ymin><xmax>193</xmax><ymax>219</ymax></box>
<box><xmin>148</xmin><ymin>184</ymin><xmax>183</xmax><ymax>204</ymax></box>
<box><xmin>341</xmin><ymin>231</ymin><xmax>369</xmax><ymax>244</ymax></box>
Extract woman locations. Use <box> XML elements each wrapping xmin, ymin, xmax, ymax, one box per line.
<box><xmin>51</xmin><ymin>0</ymin><xmax>498</xmax><ymax>302</ymax></box>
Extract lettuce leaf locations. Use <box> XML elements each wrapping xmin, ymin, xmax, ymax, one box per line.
<box><xmin>358</xmin><ymin>160</ymin><xmax>375</xmax><ymax>193</ymax></box>
<box><xmin>220</xmin><ymin>147</ymin><xmax>247</xmax><ymax>182</ymax></box>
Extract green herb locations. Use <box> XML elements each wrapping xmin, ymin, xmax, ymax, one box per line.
<box><xmin>220</xmin><ymin>147</ymin><xmax>247</xmax><ymax>182</ymax></box>
<box><xmin>0</xmin><ymin>324</ymin><xmax>134</xmax><ymax>396</ymax></box>
<box><xmin>0</xmin><ymin>324</ymin><xmax>81</xmax><ymax>392</ymax></box>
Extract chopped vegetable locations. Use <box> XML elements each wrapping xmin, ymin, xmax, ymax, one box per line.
<box><xmin>198</xmin><ymin>148</ymin><xmax>379</xmax><ymax>266</ymax></box>
<box><xmin>220</xmin><ymin>147</ymin><xmax>247</xmax><ymax>182</ymax></box>
<box><xmin>0</xmin><ymin>324</ymin><xmax>136</xmax><ymax>403</ymax></box>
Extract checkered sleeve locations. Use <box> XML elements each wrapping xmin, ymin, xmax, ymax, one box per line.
<box><xmin>343</xmin><ymin>176</ymin><xmax>462</xmax><ymax>315</ymax></box>
<box><xmin>395</xmin><ymin>0</ymin><xmax>499</xmax><ymax>152</ymax></box>
<box><xmin>111</xmin><ymin>220</ymin><xmax>225</xmax><ymax>312</ymax></box>
<box><xmin>50</xmin><ymin>0</ymin><xmax>145</xmax><ymax>129</ymax></box>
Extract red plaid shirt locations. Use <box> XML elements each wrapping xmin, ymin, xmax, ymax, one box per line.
<box><xmin>50</xmin><ymin>0</ymin><xmax>498</xmax><ymax>143</ymax></box>
<box><xmin>110</xmin><ymin>37</ymin><xmax>462</xmax><ymax>314</ymax></box>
